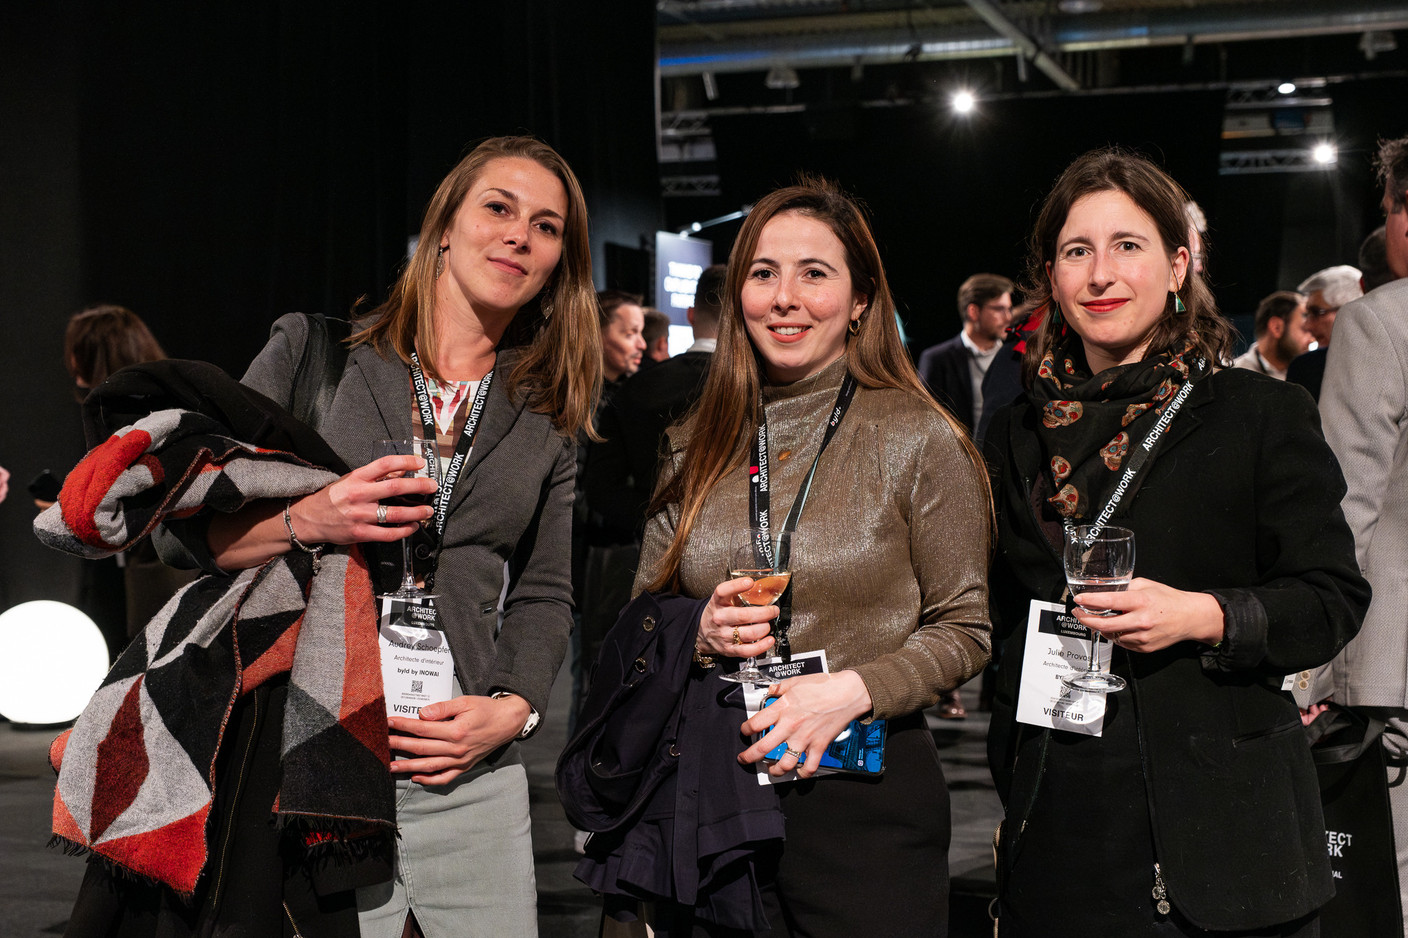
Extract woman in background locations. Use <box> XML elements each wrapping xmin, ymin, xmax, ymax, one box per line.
<box><xmin>65</xmin><ymin>305</ymin><xmax>193</xmax><ymax>648</ymax></box>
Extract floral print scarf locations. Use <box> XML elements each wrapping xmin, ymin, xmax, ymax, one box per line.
<box><xmin>1029</xmin><ymin>335</ymin><xmax>1209</xmax><ymax>521</ymax></box>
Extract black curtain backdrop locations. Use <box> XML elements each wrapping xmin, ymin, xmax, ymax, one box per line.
<box><xmin>0</xmin><ymin>0</ymin><xmax>656</xmax><ymax>614</ymax></box>
<box><xmin>709</xmin><ymin>90</ymin><xmax>1226</xmax><ymax>354</ymax></box>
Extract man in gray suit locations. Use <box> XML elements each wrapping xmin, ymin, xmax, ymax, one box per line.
<box><xmin>1315</xmin><ymin>132</ymin><xmax>1408</xmax><ymax>929</ymax></box>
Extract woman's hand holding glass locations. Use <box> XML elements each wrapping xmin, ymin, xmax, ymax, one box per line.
<box><xmin>286</xmin><ymin>453</ymin><xmax>437</xmax><ymax>547</ymax></box>
<box><xmin>696</xmin><ymin>576</ymin><xmax>779</xmax><ymax>658</ymax></box>
<box><xmin>1070</xmin><ymin>576</ymin><xmax>1226</xmax><ymax>653</ymax></box>
<box><xmin>737</xmin><ymin>670</ymin><xmax>873</xmax><ymax>779</ymax></box>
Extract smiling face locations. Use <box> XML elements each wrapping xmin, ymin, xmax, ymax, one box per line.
<box><xmin>436</xmin><ymin>156</ymin><xmax>568</xmax><ymax>325</ymax></box>
<box><xmin>1047</xmin><ymin>189</ymin><xmax>1189</xmax><ymax>375</ymax></box>
<box><xmin>740</xmin><ymin>211</ymin><xmax>869</xmax><ymax>383</ymax></box>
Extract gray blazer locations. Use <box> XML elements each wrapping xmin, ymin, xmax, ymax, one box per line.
<box><xmin>242</xmin><ymin>312</ymin><xmax>576</xmax><ymax>719</ymax></box>
<box><xmin>1315</xmin><ymin>278</ymin><xmax>1408</xmax><ymax>709</ymax></box>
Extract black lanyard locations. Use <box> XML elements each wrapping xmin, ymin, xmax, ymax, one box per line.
<box><xmin>408</xmin><ymin>351</ymin><xmax>494</xmax><ymax>587</ymax></box>
<box><xmin>1064</xmin><ymin>360</ymin><xmax>1202</xmax><ymax>540</ymax></box>
<box><xmin>747</xmin><ymin>371</ymin><xmax>858</xmax><ymax>659</ymax></box>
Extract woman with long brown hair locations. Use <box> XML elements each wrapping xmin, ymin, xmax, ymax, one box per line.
<box><xmin>633</xmin><ymin>177</ymin><xmax>992</xmax><ymax>935</ymax></box>
<box><xmin>110</xmin><ymin>135</ymin><xmax>601</xmax><ymax>937</ymax></box>
<box><xmin>985</xmin><ymin>148</ymin><xmax>1368</xmax><ymax>936</ymax></box>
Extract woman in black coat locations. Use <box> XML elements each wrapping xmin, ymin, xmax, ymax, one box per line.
<box><xmin>985</xmin><ymin>148</ymin><xmax>1370</xmax><ymax>936</ymax></box>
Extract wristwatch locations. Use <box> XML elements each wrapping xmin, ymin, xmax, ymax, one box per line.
<box><xmin>490</xmin><ymin>691</ymin><xmax>540</xmax><ymax>739</ymax></box>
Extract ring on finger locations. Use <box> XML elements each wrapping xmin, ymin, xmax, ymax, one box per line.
<box><xmin>731</xmin><ymin>627</ymin><xmax>741</xmax><ymax>646</ymax></box>
<box><xmin>376</xmin><ymin>503</ymin><xmax>389</xmax><ymax>524</ymax></box>
<box><xmin>784</xmin><ymin>747</ymin><xmax>804</xmax><ymax>760</ymax></box>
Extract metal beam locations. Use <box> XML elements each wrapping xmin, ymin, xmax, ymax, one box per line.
<box><xmin>962</xmin><ymin>0</ymin><xmax>1080</xmax><ymax>91</ymax></box>
<box><xmin>658</xmin><ymin>1</ymin><xmax>1408</xmax><ymax>77</ymax></box>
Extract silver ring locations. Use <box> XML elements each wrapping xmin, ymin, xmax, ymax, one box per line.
<box><xmin>784</xmin><ymin>747</ymin><xmax>804</xmax><ymax>760</ymax></box>
<box><xmin>376</xmin><ymin>503</ymin><xmax>389</xmax><ymax>524</ymax></box>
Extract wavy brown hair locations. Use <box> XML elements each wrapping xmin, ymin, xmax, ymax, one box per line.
<box><xmin>65</xmin><ymin>304</ymin><xmax>167</xmax><ymax>397</ymax></box>
<box><xmin>644</xmin><ymin>177</ymin><xmax>991</xmax><ymax>592</ymax></box>
<box><xmin>354</xmin><ymin>135</ymin><xmax>601</xmax><ymax>437</ymax></box>
<box><xmin>1020</xmin><ymin>148</ymin><xmax>1234</xmax><ymax>386</ymax></box>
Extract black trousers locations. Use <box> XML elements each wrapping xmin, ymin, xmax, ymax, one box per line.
<box><xmin>657</xmin><ymin>713</ymin><xmax>952</xmax><ymax>938</ymax></box>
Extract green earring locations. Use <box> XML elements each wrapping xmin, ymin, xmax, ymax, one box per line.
<box><xmin>1174</xmin><ymin>295</ymin><xmax>1187</xmax><ymax>314</ymax></box>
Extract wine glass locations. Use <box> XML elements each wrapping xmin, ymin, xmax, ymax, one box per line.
<box><xmin>1060</xmin><ymin>524</ymin><xmax>1134</xmax><ymax>694</ymax></box>
<box><xmin>718</xmin><ymin>527</ymin><xmax>794</xmax><ymax>685</ymax></box>
<box><xmin>377</xmin><ymin>438</ymin><xmax>438</xmax><ymax>600</ymax></box>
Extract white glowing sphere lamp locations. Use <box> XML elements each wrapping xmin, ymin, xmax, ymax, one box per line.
<box><xmin>0</xmin><ymin>601</ymin><xmax>109</xmax><ymax>724</ymax></box>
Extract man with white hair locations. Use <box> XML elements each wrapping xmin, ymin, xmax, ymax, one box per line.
<box><xmin>1286</xmin><ymin>264</ymin><xmax>1363</xmax><ymax>400</ymax></box>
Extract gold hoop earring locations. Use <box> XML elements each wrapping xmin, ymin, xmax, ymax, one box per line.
<box><xmin>848</xmin><ymin>318</ymin><xmax>860</xmax><ymax>336</ymax></box>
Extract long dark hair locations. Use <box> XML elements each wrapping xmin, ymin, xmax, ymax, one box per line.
<box><xmin>354</xmin><ymin>135</ymin><xmax>601</xmax><ymax>437</ymax></box>
<box><xmin>1020</xmin><ymin>148</ymin><xmax>1234</xmax><ymax>385</ymax></box>
<box><xmin>644</xmin><ymin>176</ymin><xmax>990</xmax><ymax>592</ymax></box>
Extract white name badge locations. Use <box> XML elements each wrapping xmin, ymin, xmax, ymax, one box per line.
<box><xmin>378</xmin><ymin>596</ymin><xmax>454</xmax><ymax>718</ymax></box>
<box><xmin>1016</xmin><ymin>599</ymin><xmax>1107</xmax><ymax>737</ymax></box>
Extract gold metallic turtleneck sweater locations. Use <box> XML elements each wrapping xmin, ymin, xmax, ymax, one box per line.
<box><xmin>636</xmin><ymin>356</ymin><xmax>993</xmax><ymax>720</ymax></box>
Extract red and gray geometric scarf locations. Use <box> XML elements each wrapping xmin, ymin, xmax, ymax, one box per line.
<box><xmin>34</xmin><ymin>407</ymin><xmax>394</xmax><ymax>896</ymax></box>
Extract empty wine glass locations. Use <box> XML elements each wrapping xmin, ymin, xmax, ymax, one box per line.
<box><xmin>377</xmin><ymin>438</ymin><xmax>437</xmax><ymax>601</ymax></box>
<box><xmin>1061</xmin><ymin>524</ymin><xmax>1134</xmax><ymax>694</ymax></box>
<box><xmin>718</xmin><ymin>527</ymin><xmax>794</xmax><ymax>685</ymax></box>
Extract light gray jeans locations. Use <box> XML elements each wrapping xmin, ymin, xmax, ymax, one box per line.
<box><xmin>356</xmin><ymin>754</ymin><xmax>538</xmax><ymax>938</ymax></box>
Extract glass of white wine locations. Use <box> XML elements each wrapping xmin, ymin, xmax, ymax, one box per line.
<box><xmin>718</xmin><ymin>527</ymin><xmax>794</xmax><ymax>685</ymax></box>
<box><xmin>1060</xmin><ymin>524</ymin><xmax>1134</xmax><ymax>694</ymax></box>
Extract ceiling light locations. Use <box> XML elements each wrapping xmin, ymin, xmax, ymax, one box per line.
<box><xmin>1277</xmin><ymin>81</ymin><xmax>1297</xmax><ymax>95</ymax></box>
<box><xmin>1312</xmin><ymin>143</ymin><xmax>1337</xmax><ymax>165</ymax></box>
<box><xmin>1057</xmin><ymin>0</ymin><xmax>1103</xmax><ymax>11</ymax></box>
<box><xmin>765</xmin><ymin>66</ymin><xmax>800</xmax><ymax>91</ymax></box>
<box><xmin>951</xmin><ymin>90</ymin><xmax>976</xmax><ymax>114</ymax></box>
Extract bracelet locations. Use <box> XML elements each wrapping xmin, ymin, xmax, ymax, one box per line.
<box><xmin>693</xmin><ymin>644</ymin><xmax>716</xmax><ymax>670</ymax></box>
<box><xmin>283</xmin><ymin>499</ymin><xmax>324</xmax><ymax>574</ymax></box>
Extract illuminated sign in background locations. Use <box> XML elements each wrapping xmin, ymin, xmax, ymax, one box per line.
<box><xmin>655</xmin><ymin>232</ymin><xmax>713</xmax><ymax>356</ymax></box>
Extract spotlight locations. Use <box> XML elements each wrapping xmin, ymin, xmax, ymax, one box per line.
<box><xmin>1277</xmin><ymin>81</ymin><xmax>1297</xmax><ymax>95</ymax></box>
<box><xmin>951</xmin><ymin>90</ymin><xmax>976</xmax><ymax>114</ymax></box>
<box><xmin>691</xmin><ymin>221</ymin><xmax>702</xmax><ymax>233</ymax></box>
<box><xmin>1312</xmin><ymin>143</ymin><xmax>1337</xmax><ymax>165</ymax></box>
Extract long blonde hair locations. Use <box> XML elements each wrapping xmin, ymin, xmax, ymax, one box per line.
<box><xmin>354</xmin><ymin>135</ymin><xmax>601</xmax><ymax>436</ymax></box>
<box><xmin>644</xmin><ymin>177</ymin><xmax>991</xmax><ymax>592</ymax></box>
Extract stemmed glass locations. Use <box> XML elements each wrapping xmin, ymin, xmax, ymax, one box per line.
<box><xmin>378</xmin><ymin>438</ymin><xmax>438</xmax><ymax>601</ymax></box>
<box><xmin>718</xmin><ymin>527</ymin><xmax>794</xmax><ymax>685</ymax></box>
<box><xmin>1060</xmin><ymin>524</ymin><xmax>1134</xmax><ymax>694</ymax></box>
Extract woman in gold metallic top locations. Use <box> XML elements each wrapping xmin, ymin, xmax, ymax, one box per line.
<box><xmin>634</xmin><ymin>178</ymin><xmax>993</xmax><ymax>936</ymax></box>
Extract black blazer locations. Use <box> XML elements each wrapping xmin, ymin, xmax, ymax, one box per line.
<box><xmin>915</xmin><ymin>334</ymin><xmax>975</xmax><ymax>433</ymax></box>
<box><xmin>583</xmin><ymin>349</ymin><xmax>712</xmax><ymax>537</ymax></box>
<box><xmin>985</xmin><ymin>368</ymin><xmax>1369</xmax><ymax>931</ymax></box>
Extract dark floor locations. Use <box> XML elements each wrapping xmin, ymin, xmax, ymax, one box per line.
<box><xmin>0</xmin><ymin>671</ymin><xmax>999</xmax><ymax>937</ymax></box>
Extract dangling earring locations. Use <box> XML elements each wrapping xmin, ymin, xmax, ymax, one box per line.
<box><xmin>1174</xmin><ymin>294</ymin><xmax>1187</xmax><ymax>314</ymax></box>
<box><xmin>435</xmin><ymin>244</ymin><xmax>447</xmax><ymax>278</ymax></box>
<box><xmin>848</xmin><ymin>318</ymin><xmax>860</xmax><ymax>336</ymax></box>
<box><xmin>1049</xmin><ymin>300</ymin><xmax>1062</xmax><ymax>327</ymax></box>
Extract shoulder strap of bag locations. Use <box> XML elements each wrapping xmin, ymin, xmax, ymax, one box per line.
<box><xmin>289</xmin><ymin>313</ymin><xmax>353</xmax><ymax>432</ymax></box>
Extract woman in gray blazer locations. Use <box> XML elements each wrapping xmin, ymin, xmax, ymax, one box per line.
<box><xmin>212</xmin><ymin>136</ymin><xmax>602</xmax><ymax>937</ymax></box>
